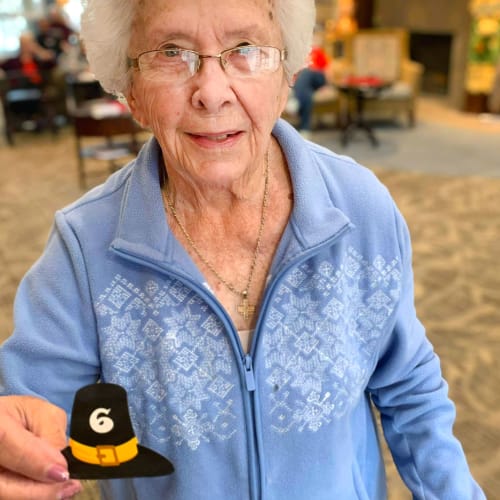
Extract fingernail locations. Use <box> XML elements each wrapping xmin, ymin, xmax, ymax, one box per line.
<box><xmin>57</xmin><ymin>481</ymin><xmax>82</xmax><ymax>499</ymax></box>
<box><xmin>46</xmin><ymin>463</ymin><xmax>70</xmax><ymax>482</ymax></box>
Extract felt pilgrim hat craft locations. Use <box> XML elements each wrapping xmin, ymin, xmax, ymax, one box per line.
<box><xmin>62</xmin><ymin>383</ymin><xmax>174</xmax><ymax>479</ymax></box>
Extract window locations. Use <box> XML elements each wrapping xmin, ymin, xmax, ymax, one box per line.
<box><xmin>0</xmin><ymin>0</ymin><xmax>46</xmax><ymax>57</ymax></box>
<box><xmin>61</xmin><ymin>0</ymin><xmax>82</xmax><ymax>31</ymax></box>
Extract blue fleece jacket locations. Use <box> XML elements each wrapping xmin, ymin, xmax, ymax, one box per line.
<box><xmin>0</xmin><ymin>120</ymin><xmax>484</xmax><ymax>499</ymax></box>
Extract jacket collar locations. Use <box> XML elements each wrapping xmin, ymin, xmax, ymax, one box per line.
<box><xmin>272</xmin><ymin>120</ymin><xmax>353</xmax><ymax>248</ymax></box>
<box><xmin>110</xmin><ymin>138</ymin><xmax>202</xmax><ymax>280</ymax></box>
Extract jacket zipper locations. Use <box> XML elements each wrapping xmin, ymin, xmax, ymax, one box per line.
<box><xmin>244</xmin><ymin>354</ymin><xmax>256</xmax><ymax>391</ymax></box>
<box><xmin>247</xmin><ymin>221</ymin><xmax>354</xmax><ymax>499</ymax></box>
<box><xmin>243</xmin><ymin>352</ymin><xmax>260</xmax><ymax>500</ymax></box>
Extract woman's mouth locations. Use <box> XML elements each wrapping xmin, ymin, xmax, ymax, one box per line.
<box><xmin>188</xmin><ymin>131</ymin><xmax>242</xmax><ymax>146</ymax></box>
<box><xmin>206</xmin><ymin>134</ymin><xmax>232</xmax><ymax>141</ymax></box>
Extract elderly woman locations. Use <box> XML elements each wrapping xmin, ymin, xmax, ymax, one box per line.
<box><xmin>0</xmin><ymin>0</ymin><xmax>485</xmax><ymax>499</ymax></box>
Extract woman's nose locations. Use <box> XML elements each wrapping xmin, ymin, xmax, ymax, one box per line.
<box><xmin>191</xmin><ymin>57</ymin><xmax>236</xmax><ymax>112</ymax></box>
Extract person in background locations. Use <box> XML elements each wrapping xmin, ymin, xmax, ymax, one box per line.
<box><xmin>0</xmin><ymin>31</ymin><xmax>55</xmax><ymax>87</ymax></box>
<box><xmin>0</xmin><ymin>0</ymin><xmax>486</xmax><ymax>499</ymax></box>
<box><xmin>292</xmin><ymin>26</ymin><xmax>330</xmax><ymax>138</ymax></box>
<box><xmin>36</xmin><ymin>6</ymin><xmax>74</xmax><ymax>57</ymax></box>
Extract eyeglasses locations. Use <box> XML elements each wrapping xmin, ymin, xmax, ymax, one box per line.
<box><xmin>129</xmin><ymin>45</ymin><xmax>287</xmax><ymax>83</ymax></box>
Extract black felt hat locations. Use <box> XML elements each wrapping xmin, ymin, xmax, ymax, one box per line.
<box><xmin>62</xmin><ymin>383</ymin><xmax>174</xmax><ymax>479</ymax></box>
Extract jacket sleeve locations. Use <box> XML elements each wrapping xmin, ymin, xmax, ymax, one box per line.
<box><xmin>0</xmin><ymin>211</ymin><xmax>101</xmax><ymax>414</ymax></box>
<box><xmin>367</xmin><ymin>206</ymin><xmax>485</xmax><ymax>499</ymax></box>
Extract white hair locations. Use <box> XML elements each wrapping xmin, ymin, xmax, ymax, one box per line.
<box><xmin>80</xmin><ymin>0</ymin><xmax>315</xmax><ymax>95</ymax></box>
<box><xmin>80</xmin><ymin>0</ymin><xmax>136</xmax><ymax>95</ymax></box>
<box><xmin>276</xmin><ymin>0</ymin><xmax>316</xmax><ymax>83</ymax></box>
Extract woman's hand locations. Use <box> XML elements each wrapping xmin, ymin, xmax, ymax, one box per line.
<box><xmin>0</xmin><ymin>395</ymin><xmax>82</xmax><ymax>500</ymax></box>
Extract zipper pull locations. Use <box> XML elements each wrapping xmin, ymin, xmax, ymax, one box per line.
<box><xmin>244</xmin><ymin>354</ymin><xmax>256</xmax><ymax>392</ymax></box>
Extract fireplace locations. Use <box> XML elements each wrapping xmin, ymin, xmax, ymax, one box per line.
<box><xmin>410</xmin><ymin>32</ymin><xmax>453</xmax><ymax>95</ymax></box>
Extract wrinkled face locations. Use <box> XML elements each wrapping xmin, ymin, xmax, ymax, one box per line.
<box><xmin>127</xmin><ymin>0</ymin><xmax>289</xmax><ymax>189</ymax></box>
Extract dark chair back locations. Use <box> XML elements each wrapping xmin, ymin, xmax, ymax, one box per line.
<box><xmin>0</xmin><ymin>69</ymin><xmax>57</xmax><ymax>145</ymax></box>
<box><xmin>65</xmin><ymin>76</ymin><xmax>107</xmax><ymax>114</ymax></box>
<box><xmin>72</xmin><ymin>110</ymin><xmax>143</xmax><ymax>189</ymax></box>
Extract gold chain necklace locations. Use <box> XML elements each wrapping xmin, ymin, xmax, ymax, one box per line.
<box><xmin>162</xmin><ymin>151</ymin><xmax>270</xmax><ymax>321</ymax></box>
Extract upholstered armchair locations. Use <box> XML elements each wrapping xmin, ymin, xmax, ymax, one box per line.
<box><xmin>282</xmin><ymin>78</ymin><xmax>340</xmax><ymax>130</ymax></box>
<box><xmin>331</xmin><ymin>28</ymin><xmax>424</xmax><ymax>127</ymax></box>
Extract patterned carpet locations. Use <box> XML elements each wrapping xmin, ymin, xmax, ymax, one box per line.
<box><xmin>0</xmin><ymin>127</ymin><xmax>498</xmax><ymax>498</ymax></box>
<box><xmin>375</xmin><ymin>168</ymin><xmax>500</xmax><ymax>499</ymax></box>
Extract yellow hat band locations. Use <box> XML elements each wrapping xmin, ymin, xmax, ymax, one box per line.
<box><xmin>69</xmin><ymin>437</ymin><xmax>139</xmax><ymax>466</ymax></box>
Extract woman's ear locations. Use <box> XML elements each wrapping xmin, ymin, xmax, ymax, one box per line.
<box><xmin>125</xmin><ymin>81</ymin><xmax>149</xmax><ymax>128</ymax></box>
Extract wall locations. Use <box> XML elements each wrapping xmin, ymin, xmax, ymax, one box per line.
<box><xmin>316</xmin><ymin>0</ymin><xmax>336</xmax><ymax>26</ymax></box>
<box><xmin>373</xmin><ymin>0</ymin><xmax>472</xmax><ymax>108</ymax></box>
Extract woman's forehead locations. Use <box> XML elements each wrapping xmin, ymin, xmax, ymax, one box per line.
<box><xmin>132</xmin><ymin>0</ymin><xmax>278</xmax><ymax>43</ymax></box>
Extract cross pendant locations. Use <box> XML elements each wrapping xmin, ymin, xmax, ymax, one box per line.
<box><xmin>237</xmin><ymin>293</ymin><xmax>255</xmax><ymax>320</ymax></box>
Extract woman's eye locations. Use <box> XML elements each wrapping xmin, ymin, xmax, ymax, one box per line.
<box><xmin>235</xmin><ymin>43</ymin><xmax>253</xmax><ymax>52</ymax></box>
<box><xmin>241</xmin><ymin>47</ymin><xmax>258</xmax><ymax>54</ymax></box>
<box><xmin>161</xmin><ymin>48</ymin><xmax>181</xmax><ymax>58</ymax></box>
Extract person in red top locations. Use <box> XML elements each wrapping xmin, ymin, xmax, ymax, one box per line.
<box><xmin>292</xmin><ymin>27</ymin><xmax>330</xmax><ymax>137</ymax></box>
<box><xmin>309</xmin><ymin>44</ymin><xmax>329</xmax><ymax>72</ymax></box>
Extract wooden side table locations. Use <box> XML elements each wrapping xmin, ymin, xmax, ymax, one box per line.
<box><xmin>336</xmin><ymin>76</ymin><xmax>390</xmax><ymax>147</ymax></box>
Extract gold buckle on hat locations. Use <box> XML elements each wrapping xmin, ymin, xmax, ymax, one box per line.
<box><xmin>69</xmin><ymin>437</ymin><xmax>139</xmax><ymax>466</ymax></box>
<box><xmin>96</xmin><ymin>445</ymin><xmax>120</xmax><ymax>466</ymax></box>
